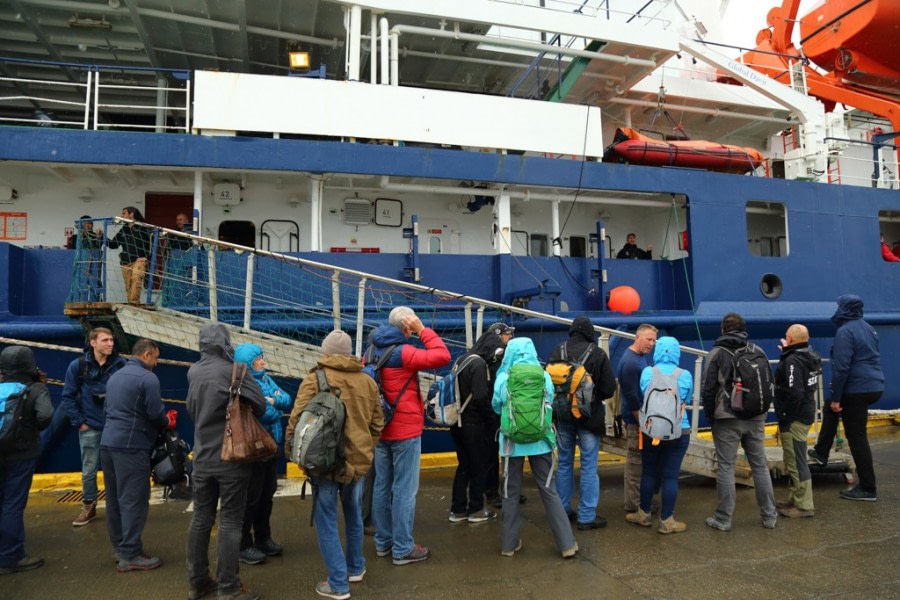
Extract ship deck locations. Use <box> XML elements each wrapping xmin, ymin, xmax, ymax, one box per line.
<box><xmin>6</xmin><ymin>429</ymin><xmax>900</xmax><ymax>599</ymax></box>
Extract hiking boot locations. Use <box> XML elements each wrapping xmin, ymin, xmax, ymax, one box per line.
<box><xmin>487</xmin><ymin>495</ymin><xmax>503</xmax><ymax>509</ymax></box>
<box><xmin>704</xmin><ymin>516</ymin><xmax>732</xmax><ymax>531</ymax></box>
<box><xmin>238</xmin><ymin>547</ymin><xmax>266</xmax><ymax>565</ymax></box>
<box><xmin>218</xmin><ymin>584</ymin><xmax>261</xmax><ymax>600</ymax></box>
<box><xmin>561</xmin><ymin>542</ymin><xmax>579</xmax><ymax>559</ymax></box>
<box><xmin>187</xmin><ymin>573</ymin><xmax>217</xmax><ymax>600</ymax></box>
<box><xmin>392</xmin><ymin>544</ymin><xmax>431</xmax><ymax>566</ymax></box>
<box><xmin>315</xmin><ymin>581</ymin><xmax>350</xmax><ymax>600</ymax></box>
<box><xmin>839</xmin><ymin>486</ymin><xmax>877</xmax><ymax>502</ymax></box>
<box><xmin>256</xmin><ymin>538</ymin><xmax>283</xmax><ymax>557</ymax></box>
<box><xmin>778</xmin><ymin>506</ymin><xmax>814</xmax><ymax>518</ymax></box>
<box><xmin>72</xmin><ymin>500</ymin><xmax>97</xmax><ymax>527</ymax></box>
<box><xmin>467</xmin><ymin>510</ymin><xmax>497</xmax><ymax>523</ymax></box>
<box><xmin>375</xmin><ymin>546</ymin><xmax>391</xmax><ymax>557</ymax></box>
<box><xmin>625</xmin><ymin>509</ymin><xmax>652</xmax><ymax>527</ymax></box>
<box><xmin>116</xmin><ymin>554</ymin><xmax>161</xmax><ymax>572</ymax></box>
<box><xmin>363</xmin><ymin>524</ymin><xmax>376</xmax><ymax>536</ymax></box>
<box><xmin>763</xmin><ymin>518</ymin><xmax>777</xmax><ymax>529</ymax></box>
<box><xmin>807</xmin><ymin>448</ymin><xmax>827</xmax><ymax>465</ymax></box>
<box><xmin>0</xmin><ymin>555</ymin><xmax>44</xmax><ymax>575</ymax></box>
<box><xmin>348</xmin><ymin>568</ymin><xmax>366</xmax><ymax>583</ymax></box>
<box><xmin>501</xmin><ymin>539</ymin><xmax>523</xmax><ymax>557</ymax></box>
<box><xmin>577</xmin><ymin>517</ymin><xmax>608</xmax><ymax>530</ymax></box>
<box><xmin>625</xmin><ymin>504</ymin><xmax>659</xmax><ymax>515</ymax></box>
<box><xmin>448</xmin><ymin>512</ymin><xmax>468</xmax><ymax>523</ymax></box>
<box><xmin>658</xmin><ymin>516</ymin><xmax>687</xmax><ymax>534</ymax></box>
<box><xmin>775</xmin><ymin>499</ymin><xmax>795</xmax><ymax>509</ymax></box>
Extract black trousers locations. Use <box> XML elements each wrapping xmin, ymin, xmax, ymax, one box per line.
<box><xmin>450</xmin><ymin>420</ymin><xmax>489</xmax><ymax>514</ymax></box>
<box><xmin>241</xmin><ymin>458</ymin><xmax>278</xmax><ymax>547</ymax></box>
<box><xmin>814</xmin><ymin>391</ymin><xmax>880</xmax><ymax>493</ymax></box>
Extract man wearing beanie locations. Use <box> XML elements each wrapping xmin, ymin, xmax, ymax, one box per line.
<box><xmin>286</xmin><ymin>329</ymin><xmax>382</xmax><ymax>600</ymax></box>
<box><xmin>366</xmin><ymin>306</ymin><xmax>450</xmax><ymax>567</ymax></box>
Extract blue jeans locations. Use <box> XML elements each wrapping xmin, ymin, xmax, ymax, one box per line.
<box><xmin>555</xmin><ymin>420</ymin><xmax>600</xmax><ymax>523</ymax></box>
<box><xmin>79</xmin><ymin>427</ymin><xmax>102</xmax><ymax>502</ymax></box>
<box><xmin>0</xmin><ymin>457</ymin><xmax>37</xmax><ymax>566</ymax></box>
<box><xmin>312</xmin><ymin>477</ymin><xmax>365</xmax><ymax>594</ymax></box>
<box><xmin>373</xmin><ymin>437</ymin><xmax>421</xmax><ymax>558</ymax></box>
<box><xmin>101</xmin><ymin>447</ymin><xmax>151</xmax><ymax>559</ymax></box>
<box><xmin>186</xmin><ymin>472</ymin><xmax>250</xmax><ymax>596</ymax></box>
<box><xmin>639</xmin><ymin>432</ymin><xmax>689</xmax><ymax>520</ymax></box>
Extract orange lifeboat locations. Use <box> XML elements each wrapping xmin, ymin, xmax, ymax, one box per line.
<box><xmin>603</xmin><ymin>128</ymin><xmax>764</xmax><ymax>174</ymax></box>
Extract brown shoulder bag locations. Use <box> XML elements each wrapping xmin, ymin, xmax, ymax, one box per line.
<box><xmin>221</xmin><ymin>363</ymin><xmax>278</xmax><ymax>463</ymax></box>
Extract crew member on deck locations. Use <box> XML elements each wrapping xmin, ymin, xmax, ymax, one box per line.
<box><xmin>617</xmin><ymin>233</ymin><xmax>652</xmax><ymax>260</ymax></box>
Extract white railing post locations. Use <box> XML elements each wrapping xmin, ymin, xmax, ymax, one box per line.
<box><xmin>185</xmin><ymin>79</ymin><xmax>192</xmax><ymax>133</ymax></box>
<box><xmin>464</xmin><ymin>302</ymin><xmax>473</xmax><ymax>349</ymax></box>
<box><xmin>93</xmin><ymin>71</ymin><xmax>100</xmax><ymax>131</ymax></box>
<box><xmin>691</xmin><ymin>355</ymin><xmax>704</xmax><ymax>439</ymax></box>
<box><xmin>243</xmin><ymin>253</ymin><xmax>255</xmax><ymax>330</ymax></box>
<box><xmin>476</xmin><ymin>305</ymin><xmax>485</xmax><ymax>338</ymax></box>
<box><xmin>332</xmin><ymin>271</ymin><xmax>342</xmax><ymax>331</ymax></box>
<box><xmin>207</xmin><ymin>247</ymin><xmax>218</xmax><ymax>322</ymax></box>
<box><xmin>355</xmin><ymin>278</ymin><xmax>367</xmax><ymax>357</ymax></box>
<box><xmin>83</xmin><ymin>70</ymin><xmax>92</xmax><ymax>130</ymax></box>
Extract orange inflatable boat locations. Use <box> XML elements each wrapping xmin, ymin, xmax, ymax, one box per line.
<box><xmin>604</xmin><ymin>128</ymin><xmax>764</xmax><ymax>174</ymax></box>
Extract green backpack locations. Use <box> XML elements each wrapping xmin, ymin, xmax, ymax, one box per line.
<box><xmin>501</xmin><ymin>364</ymin><xmax>552</xmax><ymax>444</ymax></box>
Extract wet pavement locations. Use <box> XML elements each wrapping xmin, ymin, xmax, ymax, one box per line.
<box><xmin>6</xmin><ymin>429</ymin><xmax>900</xmax><ymax>600</ymax></box>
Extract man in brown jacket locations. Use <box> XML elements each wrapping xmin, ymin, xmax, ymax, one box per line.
<box><xmin>285</xmin><ymin>330</ymin><xmax>382</xmax><ymax>600</ymax></box>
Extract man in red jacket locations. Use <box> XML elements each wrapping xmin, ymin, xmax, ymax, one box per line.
<box><xmin>367</xmin><ymin>307</ymin><xmax>450</xmax><ymax>566</ymax></box>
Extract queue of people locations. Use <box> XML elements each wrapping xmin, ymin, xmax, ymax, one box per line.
<box><xmin>0</xmin><ymin>295</ymin><xmax>886</xmax><ymax>600</ymax></box>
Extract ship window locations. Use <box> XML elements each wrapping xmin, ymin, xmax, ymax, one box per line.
<box><xmin>569</xmin><ymin>236</ymin><xmax>586</xmax><ymax>258</ymax></box>
<box><xmin>511</xmin><ymin>230</ymin><xmax>528</xmax><ymax>256</ymax></box>
<box><xmin>878</xmin><ymin>210</ymin><xmax>900</xmax><ymax>260</ymax></box>
<box><xmin>429</xmin><ymin>236</ymin><xmax>441</xmax><ymax>254</ymax></box>
<box><xmin>746</xmin><ymin>201</ymin><xmax>788</xmax><ymax>257</ymax></box>
<box><xmin>218</xmin><ymin>220</ymin><xmax>256</xmax><ymax>248</ymax></box>
<box><xmin>530</xmin><ymin>234</ymin><xmax>549</xmax><ymax>257</ymax></box>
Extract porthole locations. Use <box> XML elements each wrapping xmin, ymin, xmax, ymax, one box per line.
<box><xmin>760</xmin><ymin>273</ymin><xmax>782</xmax><ymax>299</ymax></box>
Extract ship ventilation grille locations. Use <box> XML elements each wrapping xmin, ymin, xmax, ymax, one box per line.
<box><xmin>344</xmin><ymin>199</ymin><xmax>372</xmax><ymax>225</ymax></box>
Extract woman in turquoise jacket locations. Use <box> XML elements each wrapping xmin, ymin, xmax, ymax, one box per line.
<box><xmin>492</xmin><ymin>337</ymin><xmax>577</xmax><ymax>559</ymax></box>
<box><xmin>233</xmin><ymin>343</ymin><xmax>293</xmax><ymax>563</ymax></box>
<box><xmin>628</xmin><ymin>336</ymin><xmax>693</xmax><ymax>534</ymax></box>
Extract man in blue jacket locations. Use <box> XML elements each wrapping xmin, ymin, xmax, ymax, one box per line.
<box><xmin>60</xmin><ymin>327</ymin><xmax>127</xmax><ymax>527</ymax></box>
<box><xmin>809</xmin><ymin>295</ymin><xmax>883</xmax><ymax>501</ymax></box>
<box><xmin>100</xmin><ymin>339</ymin><xmax>173</xmax><ymax>572</ymax></box>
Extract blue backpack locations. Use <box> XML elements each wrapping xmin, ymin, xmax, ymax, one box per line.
<box><xmin>426</xmin><ymin>354</ymin><xmax>483</xmax><ymax>426</ymax></box>
<box><xmin>363</xmin><ymin>344</ymin><xmax>415</xmax><ymax>426</ymax></box>
<box><xmin>0</xmin><ymin>382</ymin><xmax>32</xmax><ymax>452</ymax></box>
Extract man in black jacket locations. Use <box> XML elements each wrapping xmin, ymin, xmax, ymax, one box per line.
<box><xmin>701</xmin><ymin>313</ymin><xmax>777</xmax><ymax>531</ymax></box>
<box><xmin>447</xmin><ymin>330</ymin><xmax>506</xmax><ymax>524</ymax></box>
<box><xmin>773</xmin><ymin>324</ymin><xmax>820</xmax><ymax>518</ymax></box>
<box><xmin>548</xmin><ymin>315</ymin><xmax>616</xmax><ymax>530</ymax></box>
<box><xmin>186</xmin><ymin>324</ymin><xmax>267</xmax><ymax>600</ymax></box>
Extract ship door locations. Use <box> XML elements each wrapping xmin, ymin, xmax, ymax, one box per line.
<box><xmin>418</xmin><ymin>219</ymin><xmax>459</xmax><ymax>254</ymax></box>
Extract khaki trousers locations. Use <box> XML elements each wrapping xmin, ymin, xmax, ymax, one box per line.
<box><xmin>121</xmin><ymin>257</ymin><xmax>148</xmax><ymax>304</ymax></box>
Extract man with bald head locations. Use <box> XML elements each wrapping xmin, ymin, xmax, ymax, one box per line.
<box><xmin>773</xmin><ymin>324</ymin><xmax>821</xmax><ymax>518</ymax></box>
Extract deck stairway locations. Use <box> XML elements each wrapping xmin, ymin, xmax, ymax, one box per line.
<box><xmin>63</xmin><ymin>219</ymin><xmax>850</xmax><ymax>486</ymax></box>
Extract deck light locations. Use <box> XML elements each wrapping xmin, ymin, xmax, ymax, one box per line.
<box><xmin>288</xmin><ymin>51</ymin><xmax>310</xmax><ymax>71</ymax></box>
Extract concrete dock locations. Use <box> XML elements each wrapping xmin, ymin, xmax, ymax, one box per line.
<box><xmin>5</xmin><ymin>429</ymin><xmax>899</xmax><ymax>600</ymax></box>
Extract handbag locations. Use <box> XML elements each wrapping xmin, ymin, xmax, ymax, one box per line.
<box><xmin>221</xmin><ymin>363</ymin><xmax>278</xmax><ymax>463</ymax></box>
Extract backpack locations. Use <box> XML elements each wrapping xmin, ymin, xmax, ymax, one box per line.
<box><xmin>546</xmin><ymin>345</ymin><xmax>594</xmax><ymax>422</ymax></box>
<box><xmin>639</xmin><ymin>366</ymin><xmax>684</xmax><ymax>445</ymax></box>
<box><xmin>0</xmin><ymin>382</ymin><xmax>33</xmax><ymax>452</ymax></box>
<box><xmin>425</xmin><ymin>354</ymin><xmax>483</xmax><ymax>426</ymax></box>
<box><xmin>501</xmin><ymin>364</ymin><xmax>552</xmax><ymax>444</ymax></box>
<box><xmin>362</xmin><ymin>344</ymin><xmax>415</xmax><ymax>426</ymax></box>
<box><xmin>150</xmin><ymin>428</ymin><xmax>191</xmax><ymax>487</ymax></box>
<box><xmin>290</xmin><ymin>370</ymin><xmax>346</xmax><ymax>475</ymax></box>
<box><xmin>721</xmin><ymin>344</ymin><xmax>774</xmax><ymax>418</ymax></box>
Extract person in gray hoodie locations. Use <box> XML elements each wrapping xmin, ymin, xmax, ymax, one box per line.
<box><xmin>185</xmin><ymin>324</ymin><xmax>267</xmax><ymax>600</ymax></box>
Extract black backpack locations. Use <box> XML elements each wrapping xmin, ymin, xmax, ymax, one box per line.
<box><xmin>150</xmin><ymin>428</ymin><xmax>191</xmax><ymax>487</ymax></box>
<box><xmin>720</xmin><ymin>344</ymin><xmax>774</xmax><ymax>418</ymax></box>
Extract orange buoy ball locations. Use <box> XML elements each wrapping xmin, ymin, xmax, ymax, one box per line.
<box><xmin>608</xmin><ymin>286</ymin><xmax>640</xmax><ymax>314</ymax></box>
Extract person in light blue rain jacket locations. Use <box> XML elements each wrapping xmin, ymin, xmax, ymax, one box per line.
<box><xmin>233</xmin><ymin>343</ymin><xmax>293</xmax><ymax>563</ymax></box>
<box><xmin>491</xmin><ymin>337</ymin><xmax>577</xmax><ymax>559</ymax></box>
<box><xmin>628</xmin><ymin>336</ymin><xmax>693</xmax><ymax>534</ymax></box>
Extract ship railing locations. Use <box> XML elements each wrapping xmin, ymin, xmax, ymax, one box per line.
<box><xmin>0</xmin><ymin>57</ymin><xmax>190</xmax><ymax>132</ymax></box>
<box><xmin>491</xmin><ymin>0</ymin><xmax>672</xmax><ymax>28</ymax></box>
